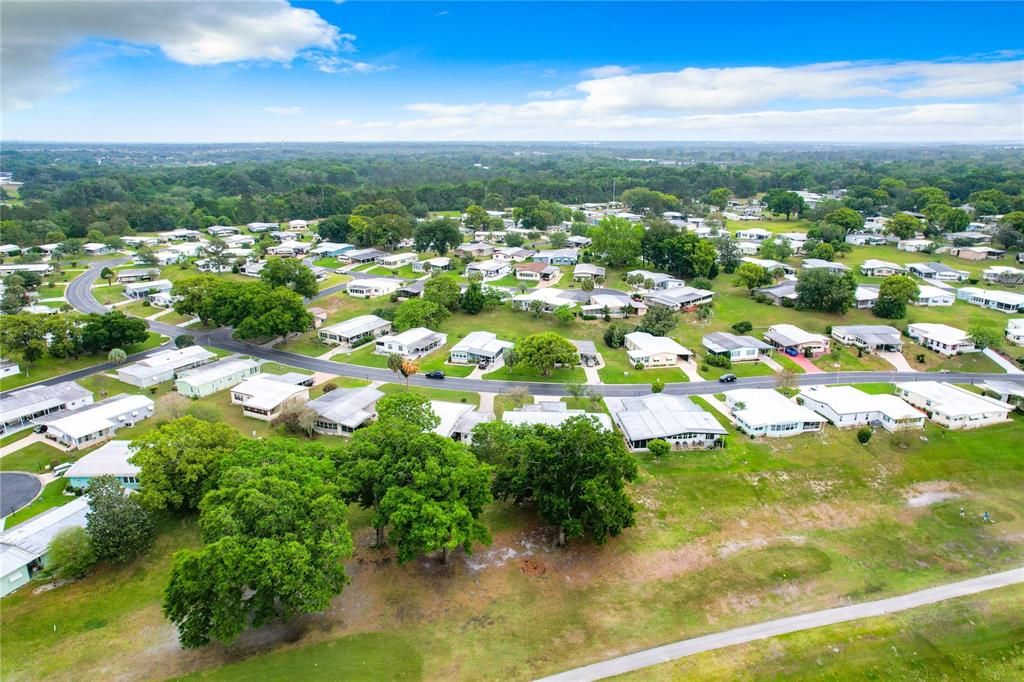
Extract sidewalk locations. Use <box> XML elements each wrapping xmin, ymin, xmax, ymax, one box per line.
<box><xmin>984</xmin><ymin>347</ymin><xmax>1023</xmax><ymax>374</ymax></box>
<box><xmin>0</xmin><ymin>432</ymin><xmax>68</xmax><ymax>459</ymax></box>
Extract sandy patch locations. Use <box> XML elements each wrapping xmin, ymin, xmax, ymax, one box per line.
<box><xmin>904</xmin><ymin>481</ymin><xmax>967</xmax><ymax>508</ymax></box>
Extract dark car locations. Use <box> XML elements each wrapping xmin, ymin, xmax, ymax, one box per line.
<box><xmin>718</xmin><ymin>373</ymin><xmax>738</xmax><ymax>383</ymax></box>
<box><xmin>425</xmin><ymin>370</ymin><xmax>445</xmax><ymax>379</ymax></box>
<box><xmin>33</xmin><ymin>424</ymin><xmax>48</xmax><ymax>434</ymax></box>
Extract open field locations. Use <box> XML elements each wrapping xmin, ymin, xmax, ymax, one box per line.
<box><xmin>3</xmin><ymin>404</ymin><xmax>1022</xmax><ymax>681</ymax></box>
<box><xmin>618</xmin><ymin>584</ymin><xmax>1024</xmax><ymax>680</ymax></box>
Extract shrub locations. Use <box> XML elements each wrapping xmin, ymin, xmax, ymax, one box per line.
<box><xmin>690</xmin><ymin>277</ymin><xmax>713</xmax><ymax>291</ymax></box>
<box><xmin>781</xmin><ymin>297</ymin><xmax>796</xmax><ymax>308</ymax></box>
<box><xmin>142</xmin><ymin>300</ymin><xmax>151</xmax><ymax>307</ymax></box>
<box><xmin>651</xmin><ymin>378</ymin><xmax>665</xmax><ymax>393</ymax></box>
<box><xmin>46</xmin><ymin>527</ymin><xmax>96</xmax><ymax>580</ymax></box>
<box><xmin>647</xmin><ymin>439</ymin><xmax>671</xmax><ymax>458</ymax></box>
<box><xmin>700</xmin><ymin>364</ymin><xmax>709</xmax><ymax>372</ymax></box>
<box><xmin>321</xmin><ymin>382</ymin><xmax>338</xmax><ymax>393</ymax></box>
<box><xmin>174</xmin><ymin>335</ymin><xmax>195</xmax><ymax>349</ymax></box>
<box><xmin>633</xmin><ymin>361</ymin><xmax>645</xmax><ymax>370</ymax></box>
<box><xmin>705</xmin><ymin>353</ymin><xmax>731</xmax><ymax>368</ymax></box>
<box><xmin>856</xmin><ymin>427</ymin><xmax>873</xmax><ymax>444</ymax></box>
<box><xmin>731</xmin><ymin>320</ymin><xmax>753</xmax><ymax>334</ymax></box>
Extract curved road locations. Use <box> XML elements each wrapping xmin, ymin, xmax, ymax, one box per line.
<box><xmin>0</xmin><ymin>473</ymin><xmax>42</xmax><ymax>518</ymax></box>
<box><xmin>53</xmin><ymin>259</ymin><xmax>1024</xmax><ymax>397</ymax></box>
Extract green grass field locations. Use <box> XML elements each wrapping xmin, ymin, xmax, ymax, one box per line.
<box><xmin>0</xmin><ymin>441</ymin><xmax>74</xmax><ymax>473</ymax></box>
<box><xmin>598</xmin><ymin>349</ymin><xmax>688</xmax><ymax>384</ymax></box>
<box><xmin>90</xmin><ymin>283</ymin><xmax>127</xmax><ymax>304</ymax></box>
<box><xmin>377</xmin><ymin>382</ymin><xmax>480</xmax><ymax>406</ymax></box>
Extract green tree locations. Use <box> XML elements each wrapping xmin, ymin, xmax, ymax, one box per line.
<box><xmin>885</xmin><ymin>213</ymin><xmax>923</xmax><ymax>240</ymax></box>
<box><xmin>316</xmin><ymin>214</ymin><xmax>351</xmax><ymax>242</ymax></box>
<box><xmin>490</xmin><ymin>417</ymin><xmax>638</xmax><ymax>546</ymax></box>
<box><xmin>823</xmin><ymin>207</ymin><xmax>864</xmax><ymax>234</ymax></box>
<box><xmin>414</xmin><ymin>218</ymin><xmax>463</xmax><ymax>254</ymax></box>
<box><xmin>759</xmin><ymin>237</ymin><xmax>792</xmax><ymax>261</ymax></box>
<box><xmin>423</xmin><ymin>273</ymin><xmax>461</xmax><ymax>311</ymax></box>
<box><xmin>707</xmin><ymin>187</ymin><xmax>731</xmax><ymax>210</ymax></box>
<box><xmin>636</xmin><ymin>305</ymin><xmax>676</xmax><ymax>336</ymax></box>
<box><xmin>380</xmin><ymin>434</ymin><xmax>492</xmax><ymax>564</ymax></box>
<box><xmin>46</xmin><ymin>526</ymin><xmax>96</xmax><ymax>580</ymax></box>
<box><xmin>589</xmin><ymin>215</ymin><xmax>643</xmax><ymax>267</ymax></box>
<box><xmin>392</xmin><ymin>298</ymin><xmax>449</xmax><ymax>331</ymax></box>
<box><xmin>81</xmin><ymin>311</ymin><xmax>149</xmax><ymax>353</ymax></box>
<box><xmin>86</xmin><ymin>475</ymin><xmax>155</xmax><ymax>564</ymax></box>
<box><xmin>604</xmin><ymin>322</ymin><xmax>628</xmax><ymax>348</ymax></box>
<box><xmin>872</xmin><ymin>275</ymin><xmax>919</xmax><ymax>320</ymax></box>
<box><xmin>107</xmin><ymin>348</ymin><xmax>127</xmax><ymax>365</ymax></box>
<box><xmin>647</xmin><ymin>439</ymin><xmax>671</xmax><ymax>458</ymax></box>
<box><xmin>515</xmin><ymin>332</ymin><xmax>578</xmax><ymax>376</ymax></box>
<box><xmin>765</xmin><ymin>190</ymin><xmax>805</xmax><ymax>220</ymax></box>
<box><xmin>99</xmin><ymin>266</ymin><xmax>116</xmax><ymax>286</ymax></box>
<box><xmin>553</xmin><ymin>304</ymin><xmax>575</xmax><ymax>323</ymax></box>
<box><xmin>548</xmin><ymin>231</ymin><xmax>568</xmax><ymax>248</ymax></box>
<box><xmin>619</xmin><ymin>187</ymin><xmax>678</xmax><ymax>215</ymax></box>
<box><xmin>460</xmin><ymin>281</ymin><xmax>485</xmax><ymax>314</ymax></box>
<box><xmin>796</xmin><ymin>269</ymin><xmax>856</xmax><ymax>314</ymax></box>
<box><xmin>163</xmin><ymin>440</ymin><xmax>353</xmax><ymax>648</ymax></box>
<box><xmin>375</xmin><ymin>392</ymin><xmax>440</xmax><ymax>431</ymax></box>
<box><xmin>689</xmin><ymin>239</ymin><xmax>720</xmax><ymax>279</ymax></box>
<box><xmin>130</xmin><ymin>416</ymin><xmax>241</xmax><ymax>513</ymax></box>
<box><xmin>808</xmin><ymin>242</ymin><xmax>835</xmax><ymax>261</ymax></box>
<box><xmin>259</xmin><ymin>258</ymin><xmax>318</xmax><ymax>299</ymax></box>
<box><xmin>202</xmin><ymin>237</ymin><xmax>232</xmax><ymax>275</ymax></box>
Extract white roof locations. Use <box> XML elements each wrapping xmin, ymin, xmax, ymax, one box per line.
<box><xmin>625</xmin><ymin>332</ymin><xmax>690</xmax><ymax>356</ymax></box>
<box><xmin>861</xmin><ymin>259</ymin><xmax>904</xmax><ymax>270</ymax></box>
<box><xmin>467</xmin><ymin>259</ymin><xmax>507</xmax><ymax>272</ymax></box>
<box><xmin>176</xmin><ymin>358</ymin><xmax>260</xmax><ymax>388</ymax></box>
<box><xmin>724</xmin><ymin>389</ymin><xmax>824</xmax><ymax>428</ymax></box>
<box><xmin>512</xmin><ymin>288</ymin><xmax>579</xmax><ymax>307</ymax></box>
<box><xmin>908</xmin><ymin>323</ymin><xmax>969</xmax><ymax>345</ymax></box>
<box><xmin>232</xmin><ymin>377</ymin><xmax>307</xmax><ymax>411</ymax></box>
<box><xmin>308</xmin><ymin>387</ymin><xmax>383</xmax><ymax>428</ymax></box>
<box><xmin>320</xmin><ymin>315</ymin><xmax>390</xmax><ymax>338</ymax></box>
<box><xmin>917</xmin><ymin>284</ymin><xmax>953</xmax><ymax>300</ymax></box>
<box><xmin>63</xmin><ymin>440</ymin><xmax>140</xmax><ymax>479</ymax></box>
<box><xmin>895</xmin><ymin>382</ymin><xmax>1013</xmax><ymax>418</ymax></box>
<box><xmin>117</xmin><ymin>346</ymin><xmax>214</xmax><ymax>381</ymax></box>
<box><xmin>614</xmin><ymin>394</ymin><xmax>727</xmax><ymax>441</ymax></box>
<box><xmin>0</xmin><ymin>381</ymin><xmax>91</xmax><ymax>424</ymax></box>
<box><xmin>765</xmin><ymin>324</ymin><xmax>827</xmax><ymax>347</ymax></box>
<box><xmin>450</xmin><ymin>331</ymin><xmax>513</xmax><ymax>357</ymax></box>
<box><xmin>802</xmin><ymin>258</ymin><xmax>850</xmax><ymax>270</ymax></box>
<box><xmin>347</xmin><ymin>277</ymin><xmax>399</xmax><ymax>291</ymax></box>
<box><xmin>959</xmin><ymin>287</ymin><xmax>1024</xmax><ymax>307</ymax></box>
<box><xmin>0</xmin><ymin>497</ymin><xmax>90</xmax><ymax>571</ymax></box>
<box><xmin>40</xmin><ymin>394</ymin><xmax>154</xmax><ymax>440</ymax></box>
<box><xmin>124</xmin><ymin>278</ymin><xmax>172</xmax><ymax>292</ymax></box>
<box><xmin>429</xmin><ymin>400</ymin><xmax>477</xmax><ymax>438</ymax></box>
<box><xmin>799</xmin><ymin>386</ymin><xmax>922</xmax><ymax>421</ymax></box>
<box><xmin>379</xmin><ymin>327</ymin><xmax>443</xmax><ymax>348</ymax></box>
<box><xmin>503</xmin><ymin>408</ymin><xmax>612</xmax><ymax>430</ymax></box>
<box><xmin>380</xmin><ymin>251</ymin><xmax>417</xmax><ymax>261</ymax></box>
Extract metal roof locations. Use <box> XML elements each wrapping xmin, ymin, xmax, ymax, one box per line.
<box><xmin>703</xmin><ymin>332</ymin><xmax>771</xmax><ymax>352</ymax></box>
<box><xmin>614</xmin><ymin>394</ymin><xmax>727</xmax><ymax>441</ymax></box>
<box><xmin>0</xmin><ymin>381</ymin><xmax>91</xmax><ymax>424</ymax></box>
<box><xmin>321</xmin><ymin>315</ymin><xmax>391</xmax><ymax>339</ymax></box>
<box><xmin>308</xmin><ymin>386</ymin><xmax>384</xmax><ymax>428</ymax></box>
<box><xmin>63</xmin><ymin>440</ymin><xmax>139</xmax><ymax>479</ymax></box>
<box><xmin>0</xmin><ymin>496</ymin><xmax>89</xmax><ymax>569</ymax></box>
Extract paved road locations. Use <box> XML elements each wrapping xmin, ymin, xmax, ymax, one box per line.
<box><xmin>0</xmin><ymin>473</ymin><xmax>42</xmax><ymax>518</ymax></box>
<box><xmin>537</xmin><ymin>566</ymin><xmax>1024</xmax><ymax>681</ymax></box>
<box><xmin>47</xmin><ymin>263</ymin><xmax>1024</xmax><ymax>398</ymax></box>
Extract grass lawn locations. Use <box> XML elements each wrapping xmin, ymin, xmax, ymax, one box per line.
<box><xmin>429</xmin><ymin>210</ymin><xmax>461</xmax><ymax>218</ymax></box>
<box><xmin>562</xmin><ymin>396</ymin><xmax>609</xmax><ymax>413</ymax></box>
<box><xmin>724</xmin><ymin>218</ymin><xmax>816</xmax><ymax>234</ymax></box>
<box><xmin>0</xmin><ymin>428</ymin><xmax>33</xmax><ymax>447</ymax></box>
<box><xmin>258</xmin><ymin>362</ymin><xmax>313</xmax><ymax>376</ymax></box>
<box><xmin>154</xmin><ymin>309</ymin><xmax>196</xmax><ymax>326</ymax></box>
<box><xmin>812</xmin><ymin>345</ymin><xmax>893</xmax><ymax>372</ymax></box>
<box><xmin>378</xmin><ymin>382</ymin><xmax>480</xmax><ymax>407</ymax></box>
<box><xmin>342</xmin><ymin>343</ymin><xmax>392</xmax><ymax>369</ymax></box>
<box><xmin>313</xmin><ymin>257</ymin><xmax>343</xmax><ymax>269</ymax></box>
<box><xmin>3</xmin><ymin>479</ymin><xmax>73</xmax><ymax>528</ymax></box>
<box><xmin>417</xmin><ymin>345</ymin><xmax>476</xmax><ymax>378</ymax></box>
<box><xmin>483</xmin><ymin>362</ymin><xmax>586</xmax><ymax>383</ymax></box>
<box><xmin>482</xmin><ymin>274</ymin><xmax>534</xmax><ymax>289</ymax></box>
<box><xmin>848</xmin><ymin>382</ymin><xmax>898</xmax><ymax>395</ymax></box>
<box><xmin>622</xmin><ymin>585</ymin><xmax>1024</xmax><ymax>681</ymax></box>
<box><xmin>3</xmin><ymin>412</ymin><xmax>1024</xmax><ymax>680</ymax></box>
<box><xmin>492</xmin><ymin>393</ymin><xmax>534</xmax><ymax>417</ymax></box>
<box><xmin>0</xmin><ymin>442</ymin><xmax>73</xmax><ymax>473</ymax></box>
<box><xmin>118</xmin><ymin>300</ymin><xmax>157</xmax><ymax>318</ymax></box>
<box><xmin>901</xmin><ymin>344</ymin><xmax>1006</xmax><ymax>373</ymax></box>
<box><xmin>90</xmin><ymin>283</ymin><xmax>127</xmax><ymax>304</ymax></box>
<box><xmin>309</xmin><ymin>377</ymin><xmax>370</xmax><ymax>398</ymax></box>
<box><xmin>317</xmin><ymin>273</ymin><xmax>350</xmax><ymax>291</ymax></box>
<box><xmin>598</xmin><ymin>349</ymin><xmax>687</xmax><ymax>384</ymax></box>
<box><xmin>0</xmin><ymin>332</ymin><xmax>165</xmax><ymax>391</ymax></box>
<box><xmin>697</xmin><ymin>356</ymin><xmax>775</xmax><ymax>381</ymax></box>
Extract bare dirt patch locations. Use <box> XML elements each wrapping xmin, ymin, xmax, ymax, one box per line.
<box><xmin>904</xmin><ymin>481</ymin><xmax>967</xmax><ymax>508</ymax></box>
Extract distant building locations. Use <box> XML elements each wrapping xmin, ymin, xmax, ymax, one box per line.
<box><xmin>465</xmin><ymin>259</ymin><xmax>512</xmax><ymax>281</ymax></box>
<box><xmin>346</xmin><ymin>277</ymin><xmax>401</xmax><ymax>298</ymax></box>
<box><xmin>308</xmin><ymin>386</ymin><xmax>384</xmax><ymax>436</ymax></box>
<box><xmin>0</xmin><ymin>381</ymin><xmax>93</xmax><ymax>435</ymax></box>
<box><xmin>906</xmin><ymin>323</ymin><xmax>976</xmax><ymax>356</ymax></box>
<box><xmin>503</xmin><ymin>403</ymin><xmax>612</xmax><ymax>430</ymax></box>
<box><xmin>115</xmin><ymin>346</ymin><xmax>216</xmax><ymax>388</ymax></box>
<box><xmin>532</xmin><ymin>248</ymin><xmax>579</xmax><ymax>266</ymax></box>
<box><xmin>514</xmin><ymin>261</ymin><xmax>559</xmax><ymax>282</ymax></box>
<box><xmin>642</xmin><ymin>286</ymin><xmax>713</xmax><ymax>311</ymax></box>
<box><xmin>859</xmin><ymin>260</ymin><xmax>906</xmax><ymax>277</ymax></box>
<box><xmin>374</xmin><ymin>327</ymin><xmax>447</xmax><ymax>359</ymax></box>
<box><xmin>174</xmin><ymin>358</ymin><xmax>261</xmax><ymax>398</ymax></box>
<box><xmin>1007</xmin><ymin>319</ymin><xmax>1024</xmax><ymax>346</ymax></box>
<box><xmin>908</xmin><ymin>262</ymin><xmax>969</xmax><ymax>282</ymax></box>
<box><xmin>895</xmin><ymin>382</ymin><xmax>1012</xmax><ymax>430</ymax></box>
<box><xmin>956</xmin><ymin>287</ymin><xmax>1024</xmax><ymax>314</ymax></box>
<box><xmin>913</xmin><ymin>285</ymin><xmax>955</xmax><ymax>307</ymax></box>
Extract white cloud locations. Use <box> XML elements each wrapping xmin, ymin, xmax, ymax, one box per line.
<box><xmin>581</xmin><ymin>65</ymin><xmax>633</xmax><ymax>79</ymax></box>
<box><xmin>2</xmin><ymin>0</ymin><xmax>347</xmax><ymax>110</ymax></box>
<box><xmin>310</xmin><ymin>55</ymin><xmax>393</xmax><ymax>74</ymax></box>
<box><xmin>265</xmin><ymin>106</ymin><xmax>303</xmax><ymax>115</ymax></box>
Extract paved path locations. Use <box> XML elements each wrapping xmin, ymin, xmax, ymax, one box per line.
<box><xmin>697</xmin><ymin>393</ymin><xmax>735</xmax><ymax>424</ymax></box>
<box><xmin>0</xmin><ymin>433</ymin><xmax>67</xmax><ymax>459</ymax></box>
<box><xmin>759</xmin><ymin>355</ymin><xmax>784</xmax><ymax>371</ymax></box>
<box><xmin>677</xmin><ymin>360</ymin><xmax>701</xmax><ymax>382</ymax></box>
<box><xmin>984</xmin><ymin>347</ymin><xmax>1022</xmax><ymax>374</ymax></box>
<box><xmin>537</xmin><ymin>566</ymin><xmax>1024</xmax><ymax>681</ymax></box>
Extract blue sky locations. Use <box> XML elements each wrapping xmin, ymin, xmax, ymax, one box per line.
<box><xmin>3</xmin><ymin>1</ymin><xmax>1022</xmax><ymax>142</ymax></box>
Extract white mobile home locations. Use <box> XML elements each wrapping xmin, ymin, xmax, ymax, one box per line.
<box><xmin>906</xmin><ymin>323</ymin><xmax>976</xmax><ymax>356</ymax></box>
<box><xmin>346</xmin><ymin>277</ymin><xmax>401</xmax><ymax>298</ymax></box>
<box><xmin>374</xmin><ymin>327</ymin><xmax>447</xmax><ymax>359</ymax></box>
<box><xmin>0</xmin><ymin>381</ymin><xmax>93</xmax><ymax>435</ymax></box>
<box><xmin>956</xmin><ymin>287</ymin><xmax>1024</xmax><ymax>314</ymax></box>
<box><xmin>449</xmin><ymin>331</ymin><xmax>513</xmax><ymax>365</ymax></box>
<box><xmin>318</xmin><ymin>314</ymin><xmax>392</xmax><ymax>347</ymax></box>
<box><xmin>895</xmin><ymin>382</ymin><xmax>1012</xmax><ymax>430</ymax></box>
<box><xmin>115</xmin><ymin>346</ymin><xmax>216</xmax><ymax>388</ymax></box>
<box><xmin>798</xmin><ymin>385</ymin><xmax>925</xmax><ymax>432</ymax></box>
<box><xmin>308</xmin><ymin>386</ymin><xmax>384</xmax><ymax>436</ymax></box>
<box><xmin>702</xmin><ymin>332</ymin><xmax>772</xmax><ymax>363</ymax></box>
<box><xmin>174</xmin><ymin>358</ymin><xmax>261</xmax><ymax>398</ymax></box>
<box><xmin>230</xmin><ymin>377</ymin><xmax>309</xmax><ymax>421</ymax></box>
<box><xmin>723</xmin><ymin>389</ymin><xmax>825</xmax><ymax>438</ymax></box>
<box><xmin>35</xmin><ymin>394</ymin><xmax>154</xmax><ymax>450</ymax></box>
<box><xmin>624</xmin><ymin>332</ymin><xmax>692</xmax><ymax>367</ymax></box>
<box><xmin>612</xmin><ymin>394</ymin><xmax>727</xmax><ymax>450</ymax></box>
<box><xmin>830</xmin><ymin>325</ymin><xmax>902</xmax><ymax>352</ymax></box>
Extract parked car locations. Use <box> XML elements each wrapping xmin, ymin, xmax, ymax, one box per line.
<box><xmin>477</xmin><ymin>360</ymin><xmax>489</xmax><ymax>369</ymax></box>
<box><xmin>718</xmin><ymin>373</ymin><xmax>738</xmax><ymax>383</ymax></box>
<box><xmin>33</xmin><ymin>424</ymin><xmax>48</xmax><ymax>434</ymax></box>
<box><xmin>51</xmin><ymin>462</ymin><xmax>73</xmax><ymax>477</ymax></box>
<box><xmin>784</xmin><ymin>347</ymin><xmax>799</xmax><ymax>357</ymax></box>
<box><xmin>425</xmin><ymin>370</ymin><xmax>445</xmax><ymax>379</ymax></box>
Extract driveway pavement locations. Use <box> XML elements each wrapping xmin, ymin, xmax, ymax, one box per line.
<box><xmin>984</xmin><ymin>347</ymin><xmax>1022</xmax><ymax>374</ymax></box>
<box><xmin>879</xmin><ymin>350</ymin><xmax>915</xmax><ymax>372</ymax></box>
<box><xmin>537</xmin><ymin>566</ymin><xmax>1024</xmax><ymax>681</ymax></box>
<box><xmin>789</xmin><ymin>353</ymin><xmax>823</xmax><ymax>374</ymax></box>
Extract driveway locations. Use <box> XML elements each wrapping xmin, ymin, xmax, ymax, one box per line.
<box><xmin>0</xmin><ymin>473</ymin><xmax>42</xmax><ymax>518</ymax></box>
<box><xmin>789</xmin><ymin>353</ymin><xmax>823</xmax><ymax>374</ymax></box>
<box><xmin>538</xmin><ymin>566</ymin><xmax>1024</xmax><ymax>681</ymax></box>
<box><xmin>879</xmin><ymin>350</ymin><xmax>915</xmax><ymax>372</ymax></box>
<box><xmin>984</xmin><ymin>347</ymin><xmax>1022</xmax><ymax>374</ymax></box>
